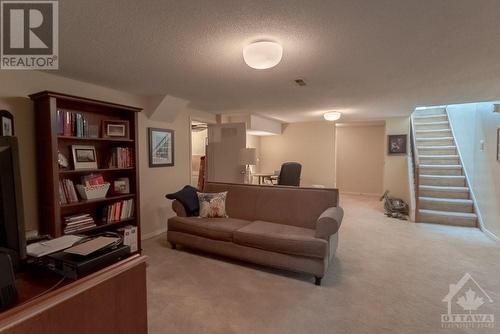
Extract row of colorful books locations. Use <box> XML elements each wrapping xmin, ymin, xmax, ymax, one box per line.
<box><xmin>57</xmin><ymin>110</ymin><xmax>90</xmax><ymax>137</ymax></box>
<box><xmin>59</xmin><ymin>179</ymin><xmax>79</xmax><ymax>204</ymax></box>
<box><xmin>63</xmin><ymin>213</ymin><xmax>96</xmax><ymax>234</ymax></box>
<box><xmin>107</xmin><ymin>147</ymin><xmax>134</xmax><ymax>168</ymax></box>
<box><xmin>101</xmin><ymin>199</ymin><xmax>134</xmax><ymax>223</ymax></box>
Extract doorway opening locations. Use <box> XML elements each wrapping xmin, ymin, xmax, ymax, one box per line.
<box><xmin>190</xmin><ymin>120</ymin><xmax>208</xmax><ymax>188</ymax></box>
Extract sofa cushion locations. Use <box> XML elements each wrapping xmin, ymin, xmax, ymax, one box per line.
<box><xmin>233</xmin><ymin>221</ymin><xmax>328</xmax><ymax>259</ymax></box>
<box><xmin>198</xmin><ymin>191</ymin><xmax>228</xmax><ymax>218</ymax></box>
<box><xmin>168</xmin><ymin>216</ymin><xmax>251</xmax><ymax>242</ymax></box>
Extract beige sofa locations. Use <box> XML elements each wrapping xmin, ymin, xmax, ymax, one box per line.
<box><xmin>167</xmin><ymin>182</ymin><xmax>344</xmax><ymax>285</ymax></box>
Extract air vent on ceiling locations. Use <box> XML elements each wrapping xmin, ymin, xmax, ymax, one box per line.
<box><xmin>294</xmin><ymin>79</ymin><xmax>307</xmax><ymax>87</ymax></box>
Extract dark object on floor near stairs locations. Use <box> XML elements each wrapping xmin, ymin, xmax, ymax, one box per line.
<box><xmin>380</xmin><ymin>191</ymin><xmax>409</xmax><ymax>220</ymax></box>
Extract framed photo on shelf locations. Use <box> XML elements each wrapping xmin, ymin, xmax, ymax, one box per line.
<box><xmin>102</xmin><ymin>120</ymin><xmax>129</xmax><ymax>139</ymax></box>
<box><xmin>388</xmin><ymin>134</ymin><xmax>407</xmax><ymax>155</ymax></box>
<box><xmin>148</xmin><ymin>128</ymin><xmax>174</xmax><ymax>167</ymax></box>
<box><xmin>0</xmin><ymin>110</ymin><xmax>14</xmax><ymax>136</ymax></box>
<box><xmin>113</xmin><ymin>177</ymin><xmax>130</xmax><ymax>194</ymax></box>
<box><xmin>72</xmin><ymin>145</ymin><xmax>98</xmax><ymax>170</ymax></box>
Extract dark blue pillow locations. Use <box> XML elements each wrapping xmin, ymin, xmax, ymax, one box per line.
<box><xmin>166</xmin><ymin>185</ymin><xmax>199</xmax><ymax>216</ymax></box>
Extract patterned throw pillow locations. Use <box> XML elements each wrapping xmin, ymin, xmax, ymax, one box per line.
<box><xmin>197</xmin><ymin>192</ymin><xmax>228</xmax><ymax>218</ymax></box>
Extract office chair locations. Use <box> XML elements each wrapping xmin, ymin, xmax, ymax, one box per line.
<box><xmin>277</xmin><ymin>162</ymin><xmax>302</xmax><ymax>186</ymax></box>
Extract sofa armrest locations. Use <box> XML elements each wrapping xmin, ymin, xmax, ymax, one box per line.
<box><xmin>172</xmin><ymin>200</ymin><xmax>188</xmax><ymax>217</ymax></box>
<box><xmin>315</xmin><ymin>207</ymin><xmax>344</xmax><ymax>240</ymax></box>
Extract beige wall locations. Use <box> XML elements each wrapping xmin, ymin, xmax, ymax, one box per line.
<box><xmin>0</xmin><ymin>71</ymin><xmax>215</xmax><ymax>238</ymax></box>
<box><xmin>260</xmin><ymin>122</ymin><xmax>336</xmax><ymax>187</ymax></box>
<box><xmin>448</xmin><ymin>102</ymin><xmax>500</xmax><ymax>239</ymax></box>
<box><xmin>383</xmin><ymin>117</ymin><xmax>411</xmax><ymax>203</ymax></box>
<box><xmin>335</xmin><ymin>124</ymin><xmax>385</xmax><ymax>195</ymax></box>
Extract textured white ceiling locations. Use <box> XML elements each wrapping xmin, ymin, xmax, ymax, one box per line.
<box><xmin>56</xmin><ymin>0</ymin><xmax>500</xmax><ymax>122</ymax></box>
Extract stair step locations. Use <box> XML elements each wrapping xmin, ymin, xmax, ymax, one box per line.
<box><xmin>418</xmin><ymin>145</ymin><xmax>456</xmax><ymax>155</ymax></box>
<box><xmin>415</xmin><ymin>129</ymin><xmax>452</xmax><ymax>138</ymax></box>
<box><xmin>413</xmin><ymin>114</ymin><xmax>448</xmax><ymax>122</ymax></box>
<box><xmin>414</xmin><ymin>121</ymin><xmax>450</xmax><ymax>130</ymax></box>
<box><xmin>419</xmin><ymin>155</ymin><xmax>460</xmax><ymax>165</ymax></box>
<box><xmin>418</xmin><ymin>209</ymin><xmax>477</xmax><ymax>227</ymax></box>
<box><xmin>419</xmin><ymin>197</ymin><xmax>473</xmax><ymax>213</ymax></box>
<box><xmin>419</xmin><ymin>185</ymin><xmax>470</xmax><ymax>199</ymax></box>
<box><xmin>420</xmin><ymin>175</ymin><xmax>466</xmax><ymax>187</ymax></box>
<box><xmin>419</xmin><ymin>165</ymin><xmax>463</xmax><ymax>176</ymax></box>
<box><xmin>416</xmin><ymin>137</ymin><xmax>454</xmax><ymax>146</ymax></box>
<box><xmin>413</xmin><ymin>107</ymin><xmax>447</xmax><ymax>116</ymax></box>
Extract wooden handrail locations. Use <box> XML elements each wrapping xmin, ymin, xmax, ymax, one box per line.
<box><xmin>410</xmin><ymin>115</ymin><xmax>420</xmax><ymax>222</ymax></box>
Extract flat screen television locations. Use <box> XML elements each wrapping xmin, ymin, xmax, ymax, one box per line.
<box><xmin>0</xmin><ymin>137</ymin><xmax>26</xmax><ymax>268</ymax></box>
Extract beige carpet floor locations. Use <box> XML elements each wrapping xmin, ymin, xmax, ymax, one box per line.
<box><xmin>144</xmin><ymin>194</ymin><xmax>500</xmax><ymax>334</ymax></box>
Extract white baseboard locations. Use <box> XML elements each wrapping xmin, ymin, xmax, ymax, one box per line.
<box><xmin>340</xmin><ymin>191</ymin><xmax>382</xmax><ymax>197</ymax></box>
<box><xmin>481</xmin><ymin>226</ymin><xmax>500</xmax><ymax>243</ymax></box>
<box><xmin>141</xmin><ymin>228</ymin><xmax>167</xmax><ymax>241</ymax></box>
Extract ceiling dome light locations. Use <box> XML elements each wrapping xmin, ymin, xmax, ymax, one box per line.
<box><xmin>324</xmin><ymin>112</ymin><xmax>342</xmax><ymax>121</ymax></box>
<box><xmin>243</xmin><ymin>41</ymin><xmax>283</xmax><ymax>70</ymax></box>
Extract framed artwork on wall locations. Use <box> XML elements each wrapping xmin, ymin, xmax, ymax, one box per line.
<box><xmin>388</xmin><ymin>134</ymin><xmax>407</xmax><ymax>155</ymax></box>
<box><xmin>0</xmin><ymin>110</ymin><xmax>14</xmax><ymax>136</ymax></box>
<box><xmin>148</xmin><ymin>128</ymin><xmax>174</xmax><ymax>167</ymax></box>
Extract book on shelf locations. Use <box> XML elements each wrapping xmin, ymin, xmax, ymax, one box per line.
<box><xmin>107</xmin><ymin>147</ymin><xmax>134</xmax><ymax>168</ymax></box>
<box><xmin>101</xmin><ymin>199</ymin><xmax>134</xmax><ymax>223</ymax></box>
<box><xmin>59</xmin><ymin>179</ymin><xmax>79</xmax><ymax>204</ymax></box>
<box><xmin>57</xmin><ymin>110</ymin><xmax>91</xmax><ymax>138</ymax></box>
<box><xmin>63</xmin><ymin>213</ymin><xmax>96</xmax><ymax>234</ymax></box>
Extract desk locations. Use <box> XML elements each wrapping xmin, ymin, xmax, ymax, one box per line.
<box><xmin>0</xmin><ymin>255</ymin><xmax>147</xmax><ymax>334</ymax></box>
<box><xmin>252</xmin><ymin>173</ymin><xmax>276</xmax><ymax>185</ymax></box>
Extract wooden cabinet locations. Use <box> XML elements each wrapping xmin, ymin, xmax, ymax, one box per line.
<box><xmin>0</xmin><ymin>256</ymin><xmax>148</xmax><ymax>334</ymax></box>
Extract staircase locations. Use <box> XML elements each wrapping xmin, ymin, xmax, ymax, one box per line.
<box><xmin>411</xmin><ymin>107</ymin><xmax>477</xmax><ymax>227</ymax></box>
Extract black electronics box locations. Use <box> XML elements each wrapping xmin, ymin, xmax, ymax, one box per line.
<box><xmin>0</xmin><ymin>254</ymin><xmax>18</xmax><ymax>311</ymax></box>
<box><xmin>44</xmin><ymin>245</ymin><xmax>131</xmax><ymax>279</ymax></box>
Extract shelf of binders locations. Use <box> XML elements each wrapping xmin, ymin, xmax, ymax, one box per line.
<box><xmin>59</xmin><ymin>167</ymin><xmax>135</xmax><ymax>175</ymax></box>
<box><xmin>60</xmin><ymin>194</ymin><xmax>136</xmax><ymax>209</ymax></box>
<box><xmin>58</xmin><ymin>135</ymin><xmax>134</xmax><ymax>143</ymax></box>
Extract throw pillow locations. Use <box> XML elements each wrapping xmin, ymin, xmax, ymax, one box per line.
<box><xmin>165</xmin><ymin>185</ymin><xmax>199</xmax><ymax>216</ymax></box>
<box><xmin>198</xmin><ymin>192</ymin><xmax>228</xmax><ymax>218</ymax></box>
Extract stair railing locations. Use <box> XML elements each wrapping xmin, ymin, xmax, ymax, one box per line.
<box><xmin>410</xmin><ymin>115</ymin><xmax>420</xmax><ymax>222</ymax></box>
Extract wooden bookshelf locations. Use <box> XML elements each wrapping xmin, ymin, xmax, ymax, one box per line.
<box><xmin>30</xmin><ymin>91</ymin><xmax>142</xmax><ymax>251</ymax></box>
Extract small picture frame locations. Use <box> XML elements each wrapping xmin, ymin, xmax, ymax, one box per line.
<box><xmin>148</xmin><ymin>128</ymin><xmax>174</xmax><ymax>167</ymax></box>
<box><xmin>388</xmin><ymin>134</ymin><xmax>407</xmax><ymax>155</ymax></box>
<box><xmin>0</xmin><ymin>110</ymin><xmax>14</xmax><ymax>136</ymax></box>
<box><xmin>113</xmin><ymin>177</ymin><xmax>130</xmax><ymax>194</ymax></box>
<box><xmin>102</xmin><ymin>120</ymin><xmax>129</xmax><ymax>139</ymax></box>
<box><xmin>72</xmin><ymin>145</ymin><xmax>98</xmax><ymax>170</ymax></box>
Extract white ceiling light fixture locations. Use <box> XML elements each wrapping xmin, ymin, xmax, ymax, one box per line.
<box><xmin>323</xmin><ymin>112</ymin><xmax>342</xmax><ymax>122</ymax></box>
<box><xmin>243</xmin><ymin>41</ymin><xmax>283</xmax><ymax>70</ymax></box>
